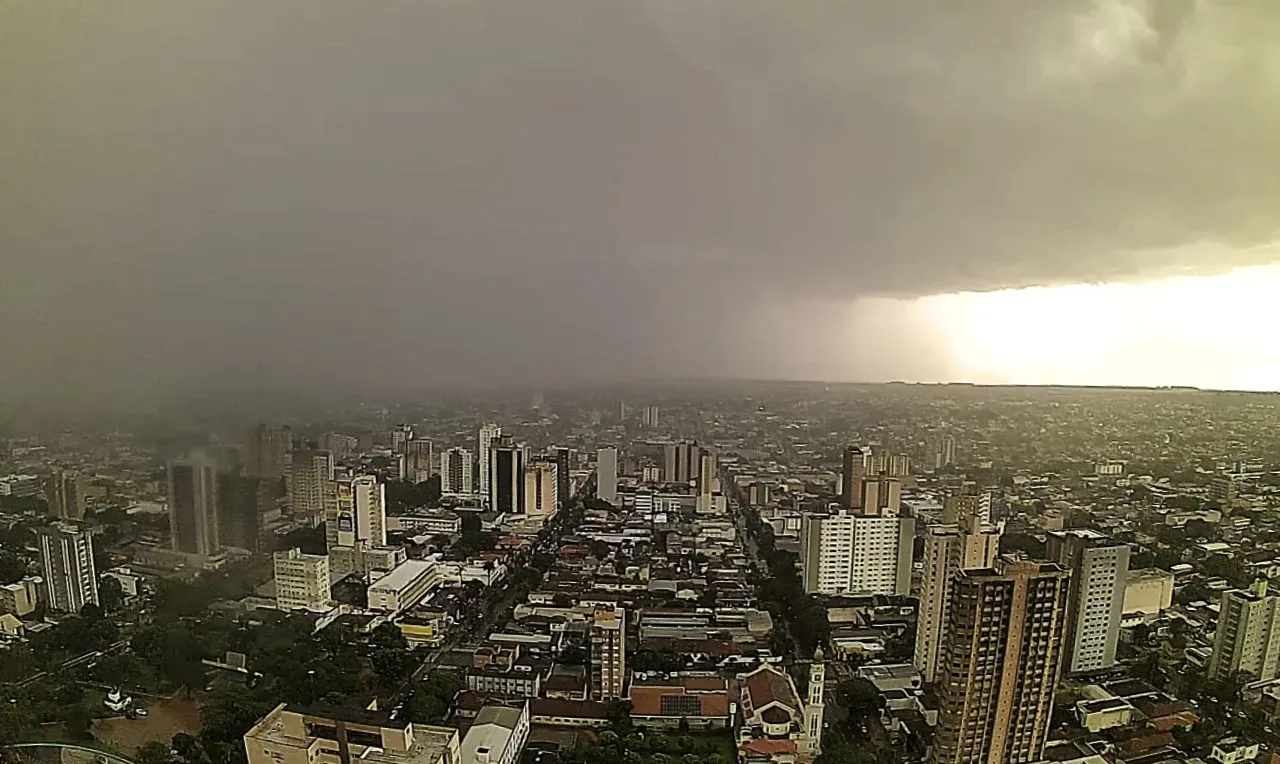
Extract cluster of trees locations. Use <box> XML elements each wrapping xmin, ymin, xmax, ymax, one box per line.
<box><xmin>744</xmin><ymin>509</ymin><xmax>829</xmax><ymax>654</ymax></box>
<box><xmin>630</xmin><ymin>649</ymin><xmax>684</xmax><ymax>673</ymax></box>
<box><xmin>563</xmin><ymin>706</ymin><xmax>735</xmax><ymax>764</ymax></box>
<box><xmin>385</xmin><ymin>475</ymin><xmax>442</xmax><ymax>513</ymax></box>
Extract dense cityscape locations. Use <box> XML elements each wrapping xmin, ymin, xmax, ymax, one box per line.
<box><xmin>1</xmin><ymin>382</ymin><xmax>1279</xmax><ymax>764</ymax></box>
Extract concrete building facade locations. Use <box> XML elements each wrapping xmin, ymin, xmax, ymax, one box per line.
<box><xmin>930</xmin><ymin>559</ymin><xmax>1071</xmax><ymax>764</ymax></box>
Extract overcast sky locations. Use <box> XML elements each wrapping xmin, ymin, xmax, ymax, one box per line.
<box><xmin>3</xmin><ymin>1</ymin><xmax>1279</xmax><ymax>403</ymax></box>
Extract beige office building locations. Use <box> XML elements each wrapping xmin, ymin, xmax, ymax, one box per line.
<box><xmin>243</xmin><ymin>703</ymin><xmax>458</xmax><ymax>764</ymax></box>
<box><xmin>1123</xmin><ymin>568</ymin><xmax>1175</xmax><ymax>617</ymax></box>
<box><xmin>930</xmin><ymin>559</ymin><xmax>1071</xmax><ymax>764</ymax></box>
<box><xmin>273</xmin><ymin>549</ymin><xmax>331</xmax><ymax>612</ymax></box>
<box><xmin>522</xmin><ymin>461</ymin><xmax>559</xmax><ymax>517</ymax></box>
<box><xmin>591</xmin><ymin>607</ymin><xmax>626</xmax><ymax>700</ymax></box>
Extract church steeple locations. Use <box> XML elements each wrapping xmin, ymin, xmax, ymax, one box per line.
<box><xmin>803</xmin><ymin>647</ymin><xmax>826</xmax><ymax>759</ymax></box>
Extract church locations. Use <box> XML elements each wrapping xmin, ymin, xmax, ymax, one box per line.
<box><xmin>735</xmin><ymin>650</ymin><xmax>825</xmax><ymax>763</ymax></box>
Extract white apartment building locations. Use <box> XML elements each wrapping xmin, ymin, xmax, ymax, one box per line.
<box><xmin>1048</xmin><ymin>529</ymin><xmax>1130</xmax><ymax>675</ymax></box>
<box><xmin>273</xmin><ymin>548</ymin><xmax>331</xmax><ymax>611</ymax></box>
<box><xmin>477</xmin><ymin>424</ymin><xmax>502</xmax><ymax>504</ymax></box>
<box><xmin>442</xmin><ymin>447</ymin><xmax>474</xmax><ymax>494</ymax></box>
<box><xmin>800</xmin><ymin>510</ymin><xmax>914</xmax><ymax>597</ymax></box>
<box><xmin>38</xmin><ymin>523</ymin><xmax>99</xmax><ymax>613</ymax></box>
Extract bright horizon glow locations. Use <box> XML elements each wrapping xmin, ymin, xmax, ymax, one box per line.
<box><xmin>921</xmin><ymin>265</ymin><xmax>1280</xmax><ymax>392</ymax></box>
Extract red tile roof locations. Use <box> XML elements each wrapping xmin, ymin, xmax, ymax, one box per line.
<box><xmin>742</xmin><ymin>665</ymin><xmax>801</xmax><ymax>713</ymax></box>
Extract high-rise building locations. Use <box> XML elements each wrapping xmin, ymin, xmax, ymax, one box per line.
<box><xmin>441</xmin><ymin>447</ymin><xmax>474</xmax><ymax>494</ymax></box>
<box><xmin>1047</xmin><ymin>529</ymin><xmax>1130</xmax><ymax>675</ymax></box>
<box><xmin>522</xmin><ymin>461</ymin><xmax>559</xmax><ymax>517</ymax></box>
<box><xmin>489</xmin><ymin>437</ymin><xmax>524</xmax><ymax>514</ymax></box>
<box><xmin>596</xmin><ymin>447</ymin><xmax>618</xmax><ymax>505</ymax></box>
<box><xmin>930</xmin><ymin>559</ymin><xmax>1071</xmax><ymax>764</ymax></box>
<box><xmin>858</xmin><ymin>474</ymin><xmax>902</xmax><ymax>517</ymax></box>
<box><xmin>391</xmin><ymin>424</ymin><xmax>413</xmax><ymax>455</ymax></box>
<box><xmin>406</xmin><ymin>439</ymin><xmax>434</xmax><ymax>484</ymax></box>
<box><xmin>328</xmin><ymin>475</ymin><xmax>388</xmax><ymax>578</ymax></box>
<box><xmin>929</xmin><ymin>434</ymin><xmax>957</xmax><ymax>470</ymax></box>
<box><xmin>45</xmin><ymin>470</ymin><xmax>87</xmax><ymax>520</ymax></box>
<box><xmin>246</xmin><ymin>424</ymin><xmax>292</xmax><ymax>480</ymax></box>
<box><xmin>840</xmin><ymin>446</ymin><xmax>869</xmax><ymax>509</ymax></box>
<box><xmin>641</xmin><ymin>405</ymin><xmax>660</xmax><ymax>428</ymax></box>
<box><xmin>697</xmin><ymin>448</ymin><xmax>717</xmax><ymax>497</ymax></box>
<box><xmin>168</xmin><ymin>453</ymin><xmax>220</xmax><ymax>557</ymax></box>
<box><xmin>273</xmin><ymin>548</ymin><xmax>331</xmax><ymax>611</ymax></box>
<box><xmin>663</xmin><ymin>441</ymin><xmax>700</xmax><ymax>485</ymax></box>
<box><xmin>552</xmin><ymin>447</ymin><xmax>573</xmax><ymax>509</ymax></box>
<box><xmin>38</xmin><ymin>523</ymin><xmax>99</xmax><ymax>613</ymax></box>
<box><xmin>478</xmin><ymin>424</ymin><xmax>502</xmax><ymax>504</ymax></box>
<box><xmin>1209</xmin><ymin>580</ymin><xmax>1280</xmax><ymax>682</ymax></box>
<box><xmin>290</xmin><ymin>450</ymin><xmax>335</xmax><ymax>524</ymax></box>
<box><xmin>914</xmin><ymin>516</ymin><xmax>1003</xmax><ymax>683</ymax></box>
<box><xmin>216</xmin><ymin>469</ymin><xmax>275</xmax><ymax>553</ymax></box>
<box><xmin>800</xmin><ymin>510</ymin><xmax>914</xmax><ymax>596</ymax></box>
<box><xmin>591</xmin><ymin>607</ymin><xmax>626</xmax><ymax>700</ymax></box>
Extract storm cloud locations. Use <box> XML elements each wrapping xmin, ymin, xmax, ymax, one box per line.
<box><xmin>3</xmin><ymin>1</ymin><xmax>1279</xmax><ymax>399</ymax></box>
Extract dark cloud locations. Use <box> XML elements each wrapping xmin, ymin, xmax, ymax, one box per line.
<box><xmin>2</xmin><ymin>1</ymin><xmax>1279</xmax><ymax>398</ymax></box>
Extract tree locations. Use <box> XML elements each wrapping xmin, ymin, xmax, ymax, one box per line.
<box><xmin>836</xmin><ymin>679</ymin><xmax>880</xmax><ymax>720</ymax></box>
<box><xmin>559</xmin><ymin>645</ymin><xmax>589</xmax><ymax>665</ymax></box>
<box><xmin>98</xmin><ymin>575</ymin><xmax>125</xmax><ymax>613</ymax></box>
<box><xmin>61</xmin><ymin>703</ymin><xmax>93</xmax><ymax>741</ymax></box>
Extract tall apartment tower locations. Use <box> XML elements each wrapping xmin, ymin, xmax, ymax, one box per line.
<box><xmin>489</xmin><ymin>437</ymin><xmax>525</xmax><ymax>514</ymax></box>
<box><xmin>45</xmin><ymin>470</ymin><xmax>87</xmax><ymax>520</ymax></box>
<box><xmin>216</xmin><ymin>469</ymin><xmax>273</xmax><ymax>553</ymax></box>
<box><xmin>1047</xmin><ymin>529</ymin><xmax>1130</xmax><ymax>675</ymax></box>
<box><xmin>391</xmin><ymin>424</ymin><xmax>413</xmax><ymax>455</ymax></box>
<box><xmin>38</xmin><ymin>523</ymin><xmax>99</xmax><ymax>613</ymax></box>
<box><xmin>596</xmin><ymin>447</ymin><xmax>618</xmax><ymax>505</ymax></box>
<box><xmin>800</xmin><ymin>509</ymin><xmax>914</xmax><ymax>596</ymax></box>
<box><xmin>441</xmin><ymin>447</ymin><xmax>474</xmax><ymax>494</ymax></box>
<box><xmin>552</xmin><ymin>447</ymin><xmax>573</xmax><ymax>508</ymax></box>
<box><xmin>328</xmin><ymin>475</ymin><xmax>387</xmax><ymax>578</ymax></box>
<box><xmin>1209</xmin><ymin>580</ymin><xmax>1280</xmax><ymax>682</ymax></box>
<box><xmin>246</xmin><ymin>424</ymin><xmax>292</xmax><ymax>481</ymax></box>
<box><xmin>859</xmin><ymin>474</ymin><xmax>902</xmax><ymax>517</ymax></box>
<box><xmin>914</xmin><ymin>515</ymin><xmax>1003</xmax><ymax>683</ymax></box>
<box><xmin>168</xmin><ymin>452</ymin><xmax>220</xmax><ymax>557</ymax></box>
<box><xmin>477</xmin><ymin>424</ymin><xmax>502</xmax><ymax>505</ymax></box>
<box><xmin>523</xmin><ymin>461</ymin><xmax>559</xmax><ymax>517</ymax></box>
<box><xmin>663</xmin><ymin>441</ymin><xmax>700</xmax><ymax>485</ymax></box>
<box><xmin>930</xmin><ymin>559</ymin><xmax>1071</xmax><ymax>764</ymax></box>
<box><xmin>591</xmin><ymin>607</ymin><xmax>626</xmax><ymax>700</ymax></box>
<box><xmin>641</xmin><ymin>405</ymin><xmax>660</xmax><ymax>428</ymax></box>
<box><xmin>289</xmin><ymin>449</ymin><xmax>335</xmax><ymax>524</ymax></box>
<box><xmin>840</xmin><ymin>446</ymin><xmax>870</xmax><ymax>510</ymax></box>
<box><xmin>273</xmin><ymin>548</ymin><xmax>331</xmax><ymax>612</ymax></box>
<box><xmin>406</xmin><ymin>439</ymin><xmax>434</xmax><ymax>484</ymax></box>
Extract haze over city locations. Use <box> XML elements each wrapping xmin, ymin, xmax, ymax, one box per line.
<box><xmin>4</xmin><ymin>0</ymin><xmax>1280</xmax><ymax>406</ymax></box>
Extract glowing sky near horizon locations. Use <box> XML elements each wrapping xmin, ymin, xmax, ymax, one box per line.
<box><xmin>920</xmin><ymin>265</ymin><xmax>1280</xmax><ymax>391</ymax></box>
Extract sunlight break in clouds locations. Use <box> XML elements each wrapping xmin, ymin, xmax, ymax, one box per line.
<box><xmin>923</xmin><ymin>265</ymin><xmax>1280</xmax><ymax>391</ymax></box>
